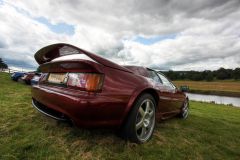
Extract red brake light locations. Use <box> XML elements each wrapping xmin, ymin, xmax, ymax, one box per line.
<box><xmin>67</xmin><ymin>73</ymin><xmax>104</xmax><ymax>92</ymax></box>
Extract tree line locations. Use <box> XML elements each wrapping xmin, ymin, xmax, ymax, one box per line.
<box><xmin>163</xmin><ymin>67</ymin><xmax>240</xmax><ymax>81</ymax></box>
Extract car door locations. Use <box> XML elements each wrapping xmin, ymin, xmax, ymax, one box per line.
<box><xmin>147</xmin><ymin>70</ymin><xmax>173</xmax><ymax>118</ymax></box>
<box><xmin>157</xmin><ymin>72</ymin><xmax>184</xmax><ymax>114</ymax></box>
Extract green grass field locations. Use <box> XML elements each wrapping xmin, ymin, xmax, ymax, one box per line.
<box><xmin>1</xmin><ymin>72</ymin><xmax>240</xmax><ymax>160</ymax></box>
<box><xmin>173</xmin><ymin>80</ymin><xmax>240</xmax><ymax>97</ymax></box>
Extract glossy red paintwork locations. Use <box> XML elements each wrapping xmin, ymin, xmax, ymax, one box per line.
<box><xmin>31</xmin><ymin>43</ymin><xmax>187</xmax><ymax>128</ymax></box>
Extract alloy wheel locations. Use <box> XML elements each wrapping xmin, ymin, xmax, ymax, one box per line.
<box><xmin>135</xmin><ymin>99</ymin><xmax>155</xmax><ymax>142</ymax></box>
<box><xmin>182</xmin><ymin>101</ymin><xmax>189</xmax><ymax>119</ymax></box>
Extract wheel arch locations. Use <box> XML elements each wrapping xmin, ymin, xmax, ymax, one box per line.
<box><xmin>120</xmin><ymin>87</ymin><xmax>159</xmax><ymax>126</ymax></box>
<box><xmin>139</xmin><ymin>88</ymin><xmax>159</xmax><ymax>106</ymax></box>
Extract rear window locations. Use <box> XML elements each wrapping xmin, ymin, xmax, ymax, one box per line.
<box><xmin>123</xmin><ymin>66</ymin><xmax>149</xmax><ymax>77</ymax></box>
<box><xmin>147</xmin><ymin>70</ymin><xmax>162</xmax><ymax>83</ymax></box>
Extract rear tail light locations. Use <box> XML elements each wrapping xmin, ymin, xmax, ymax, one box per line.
<box><xmin>67</xmin><ymin>73</ymin><xmax>104</xmax><ymax>92</ymax></box>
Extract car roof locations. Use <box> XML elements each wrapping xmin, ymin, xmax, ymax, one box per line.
<box><xmin>123</xmin><ymin>65</ymin><xmax>165</xmax><ymax>77</ymax></box>
<box><xmin>123</xmin><ymin>65</ymin><xmax>150</xmax><ymax>77</ymax></box>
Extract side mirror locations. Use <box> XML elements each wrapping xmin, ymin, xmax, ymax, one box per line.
<box><xmin>179</xmin><ymin>86</ymin><xmax>189</xmax><ymax>92</ymax></box>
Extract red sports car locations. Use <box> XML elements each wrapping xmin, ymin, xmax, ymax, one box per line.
<box><xmin>32</xmin><ymin>43</ymin><xmax>189</xmax><ymax>143</ymax></box>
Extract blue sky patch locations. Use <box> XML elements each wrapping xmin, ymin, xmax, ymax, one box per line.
<box><xmin>12</xmin><ymin>5</ymin><xmax>75</xmax><ymax>35</ymax></box>
<box><xmin>134</xmin><ymin>34</ymin><xmax>176</xmax><ymax>45</ymax></box>
<box><xmin>35</xmin><ymin>17</ymin><xmax>75</xmax><ymax>35</ymax></box>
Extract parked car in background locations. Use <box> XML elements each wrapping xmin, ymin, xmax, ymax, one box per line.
<box><xmin>31</xmin><ymin>43</ymin><xmax>189</xmax><ymax>143</ymax></box>
<box><xmin>11</xmin><ymin>72</ymin><xmax>25</xmax><ymax>81</ymax></box>
<box><xmin>21</xmin><ymin>72</ymin><xmax>36</xmax><ymax>85</ymax></box>
<box><xmin>31</xmin><ymin>73</ymin><xmax>42</xmax><ymax>85</ymax></box>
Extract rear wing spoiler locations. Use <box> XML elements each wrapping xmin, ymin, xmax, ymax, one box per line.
<box><xmin>34</xmin><ymin>43</ymin><xmax>133</xmax><ymax>73</ymax></box>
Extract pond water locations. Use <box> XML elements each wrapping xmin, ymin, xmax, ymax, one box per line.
<box><xmin>186</xmin><ymin>93</ymin><xmax>240</xmax><ymax>107</ymax></box>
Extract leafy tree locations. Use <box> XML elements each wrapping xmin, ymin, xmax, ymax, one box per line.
<box><xmin>216</xmin><ymin>68</ymin><xmax>231</xmax><ymax>80</ymax></box>
<box><xmin>0</xmin><ymin>58</ymin><xmax>8</xmax><ymax>69</ymax></box>
<box><xmin>205</xmin><ymin>72</ymin><xmax>214</xmax><ymax>81</ymax></box>
<box><xmin>36</xmin><ymin>66</ymin><xmax>41</xmax><ymax>73</ymax></box>
<box><xmin>233</xmin><ymin>68</ymin><xmax>240</xmax><ymax>80</ymax></box>
<box><xmin>165</xmin><ymin>70</ymin><xmax>179</xmax><ymax>80</ymax></box>
<box><xmin>201</xmin><ymin>70</ymin><xmax>213</xmax><ymax>81</ymax></box>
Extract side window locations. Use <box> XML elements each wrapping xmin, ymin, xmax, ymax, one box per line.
<box><xmin>148</xmin><ymin>71</ymin><xmax>162</xmax><ymax>83</ymax></box>
<box><xmin>157</xmin><ymin>73</ymin><xmax>176</xmax><ymax>89</ymax></box>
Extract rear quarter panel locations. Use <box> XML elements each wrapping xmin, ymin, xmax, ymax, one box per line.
<box><xmin>101</xmin><ymin>67</ymin><xmax>154</xmax><ymax>124</ymax></box>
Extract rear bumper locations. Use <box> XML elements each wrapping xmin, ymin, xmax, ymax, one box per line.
<box><xmin>31</xmin><ymin>85</ymin><xmax>129</xmax><ymax>128</ymax></box>
<box><xmin>32</xmin><ymin>99</ymin><xmax>69</xmax><ymax>121</ymax></box>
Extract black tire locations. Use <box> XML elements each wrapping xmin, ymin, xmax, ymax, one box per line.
<box><xmin>120</xmin><ymin>93</ymin><xmax>156</xmax><ymax>143</ymax></box>
<box><xmin>179</xmin><ymin>100</ymin><xmax>189</xmax><ymax>119</ymax></box>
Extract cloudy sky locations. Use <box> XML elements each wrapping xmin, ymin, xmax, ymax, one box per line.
<box><xmin>0</xmin><ymin>0</ymin><xmax>240</xmax><ymax>71</ymax></box>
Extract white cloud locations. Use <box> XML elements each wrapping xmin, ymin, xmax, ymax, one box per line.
<box><xmin>0</xmin><ymin>3</ymin><xmax>70</xmax><ymax>69</ymax></box>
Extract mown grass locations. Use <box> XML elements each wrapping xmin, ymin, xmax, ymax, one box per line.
<box><xmin>0</xmin><ymin>72</ymin><xmax>240</xmax><ymax>160</ymax></box>
<box><xmin>173</xmin><ymin>80</ymin><xmax>240</xmax><ymax>97</ymax></box>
